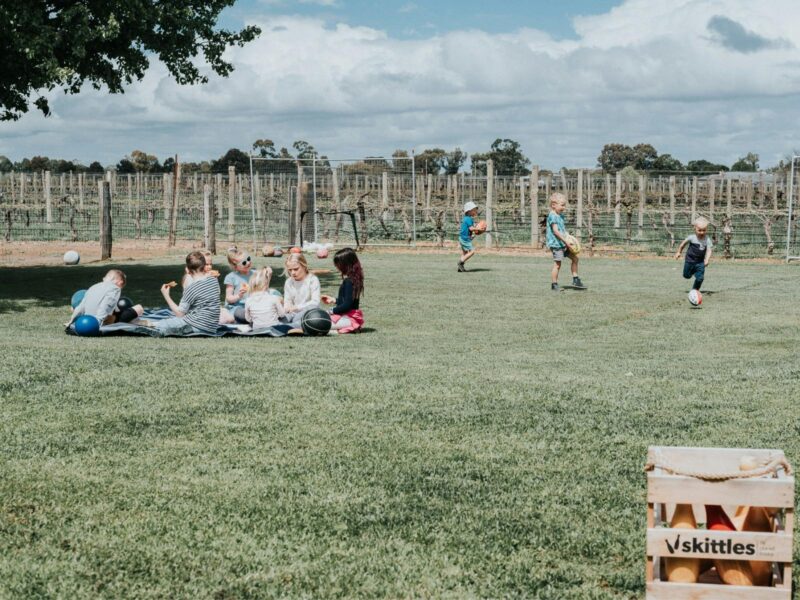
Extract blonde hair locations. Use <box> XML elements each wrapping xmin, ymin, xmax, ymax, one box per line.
<box><xmin>248</xmin><ymin>267</ymin><xmax>272</xmax><ymax>293</ymax></box>
<box><xmin>549</xmin><ymin>192</ymin><xmax>567</xmax><ymax>208</ymax></box>
<box><xmin>693</xmin><ymin>216</ymin><xmax>710</xmax><ymax>229</ymax></box>
<box><xmin>226</xmin><ymin>246</ymin><xmax>247</xmax><ymax>268</ymax></box>
<box><xmin>104</xmin><ymin>269</ymin><xmax>126</xmax><ymax>285</ymax></box>
<box><xmin>283</xmin><ymin>252</ymin><xmax>309</xmax><ymax>277</ymax></box>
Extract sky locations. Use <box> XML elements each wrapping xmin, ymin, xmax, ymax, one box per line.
<box><xmin>1</xmin><ymin>0</ymin><xmax>799</xmax><ymax>170</ymax></box>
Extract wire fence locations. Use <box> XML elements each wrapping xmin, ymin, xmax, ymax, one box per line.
<box><xmin>0</xmin><ymin>165</ymin><xmax>797</xmax><ymax>259</ymax></box>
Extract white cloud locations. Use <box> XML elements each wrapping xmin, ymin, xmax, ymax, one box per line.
<box><xmin>2</xmin><ymin>0</ymin><xmax>799</xmax><ymax>168</ymax></box>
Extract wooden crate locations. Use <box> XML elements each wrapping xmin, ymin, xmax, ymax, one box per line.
<box><xmin>646</xmin><ymin>446</ymin><xmax>794</xmax><ymax>599</ymax></box>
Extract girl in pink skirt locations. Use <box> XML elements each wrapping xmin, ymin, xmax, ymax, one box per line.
<box><xmin>321</xmin><ymin>247</ymin><xmax>364</xmax><ymax>334</ymax></box>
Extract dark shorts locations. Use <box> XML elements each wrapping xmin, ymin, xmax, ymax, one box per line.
<box><xmin>683</xmin><ymin>261</ymin><xmax>705</xmax><ymax>281</ymax></box>
<box><xmin>551</xmin><ymin>247</ymin><xmax>575</xmax><ymax>262</ymax></box>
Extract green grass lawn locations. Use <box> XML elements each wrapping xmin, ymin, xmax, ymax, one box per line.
<box><xmin>1</xmin><ymin>252</ymin><xmax>799</xmax><ymax>599</ymax></box>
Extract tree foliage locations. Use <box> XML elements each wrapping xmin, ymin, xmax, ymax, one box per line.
<box><xmin>471</xmin><ymin>139</ymin><xmax>530</xmax><ymax>176</ymax></box>
<box><xmin>731</xmin><ymin>152</ymin><xmax>759</xmax><ymax>172</ymax></box>
<box><xmin>0</xmin><ymin>0</ymin><xmax>261</xmax><ymax>120</ymax></box>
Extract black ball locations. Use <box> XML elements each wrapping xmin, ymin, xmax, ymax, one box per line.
<box><xmin>117</xmin><ymin>296</ymin><xmax>134</xmax><ymax>311</ymax></box>
<box><xmin>301</xmin><ymin>308</ymin><xmax>332</xmax><ymax>336</ymax></box>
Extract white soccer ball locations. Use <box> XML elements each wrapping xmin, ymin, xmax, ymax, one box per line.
<box><xmin>63</xmin><ymin>250</ymin><xmax>80</xmax><ymax>265</ymax></box>
<box><xmin>688</xmin><ymin>289</ymin><xmax>702</xmax><ymax>306</ymax></box>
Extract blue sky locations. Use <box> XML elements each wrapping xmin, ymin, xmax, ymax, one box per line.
<box><xmin>1</xmin><ymin>0</ymin><xmax>799</xmax><ymax>169</ymax></box>
<box><xmin>224</xmin><ymin>0</ymin><xmax>621</xmax><ymax>40</ymax></box>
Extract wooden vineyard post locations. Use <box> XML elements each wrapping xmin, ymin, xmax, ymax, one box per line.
<box><xmin>645</xmin><ymin>446</ymin><xmax>794</xmax><ymax>599</ymax></box>
<box><xmin>638</xmin><ymin>174</ymin><xmax>645</xmax><ymax>236</ymax></box>
<box><xmin>606</xmin><ymin>173</ymin><xmax>612</xmax><ymax>209</ymax></box>
<box><xmin>709</xmin><ymin>176</ymin><xmax>716</xmax><ymax>224</ymax></box>
<box><xmin>44</xmin><ymin>170</ymin><xmax>52</xmax><ymax>224</ymax></box>
<box><xmin>485</xmin><ymin>160</ymin><xmax>494</xmax><ymax>248</ymax></box>
<box><xmin>99</xmin><ymin>180</ymin><xmax>113</xmax><ymax>260</ymax></box>
<box><xmin>615</xmin><ymin>171</ymin><xmax>622</xmax><ymax>228</ymax></box>
<box><xmin>519</xmin><ymin>176</ymin><xmax>526</xmax><ymax>219</ymax></box>
<box><xmin>530</xmin><ymin>165</ymin><xmax>539</xmax><ymax>247</ymax></box>
<box><xmin>204</xmin><ymin>184</ymin><xmax>216</xmax><ymax>254</ymax></box>
<box><xmin>168</xmin><ymin>156</ymin><xmax>180</xmax><ymax>247</ymax></box>
<box><xmin>691</xmin><ymin>176</ymin><xmax>698</xmax><ymax>222</ymax></box>
<box><xmin>228</xmin><ymin>166</ymin><xmax>236</xmax><ymax>242</ymax></box>
<box><xmin>576</xmin><ymin>169</ymin><xmax>583</xmax><ymax>238</ymax></box>
<box><xmin>668</xmin><ymin>176</ymin><xmax>676</xmax><ymax>226</ymax></box>
<box><xmin>726</xmin><ymin>177</ymin><xmax>733</xmax><ymax>218</ymax></box>
<box><xmin>162</xmin><ymin>173</ymin><xmax>170</xmax><ymax>221</ymax></box>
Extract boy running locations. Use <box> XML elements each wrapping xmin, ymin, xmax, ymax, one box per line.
<box><xmin>675</xmin><ymin>216</ymin><xmax>712</xmax><ymax>290</ymax></box>
<box><xmin>458</xmin><ymin>201</ymin><xmax>483</xmax><ymax>272</ymax></box>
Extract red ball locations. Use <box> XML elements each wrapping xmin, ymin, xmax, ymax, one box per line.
<box><xmin>290</xmin><ymin>247</ymin><xmax>302</xmax><ymax>254</ymax></box>
<box><xmin>316</xmin><ymin>248</ymin><xmax>329</xmax><ymax>259</ymax></box>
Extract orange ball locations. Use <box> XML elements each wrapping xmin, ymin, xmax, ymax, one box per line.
<box><xmin>290</xmin><ymin>247</ymin><xmax>302</xmax><ymax>254</ymax></box>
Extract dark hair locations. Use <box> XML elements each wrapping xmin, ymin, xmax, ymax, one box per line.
<box><xmin>186</xmin><ymin>251</ymin><xmax>206</xmax><ymax>273</ymax></box>
<box><xmin>332</xmin><ymin>247</ymin><xmax>363</xmax><ymax>299</ymax></box>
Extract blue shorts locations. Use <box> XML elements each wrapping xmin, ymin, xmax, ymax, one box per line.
<box><xmin>460</xmin><ymin>238</ymin><xmax>474</xmax><ymax>252</ymax></box>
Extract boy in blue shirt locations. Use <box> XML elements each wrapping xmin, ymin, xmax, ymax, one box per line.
<box><xmin>547</xmin><ymin>193</ymin><xmax>585</xmax><ymax>291</ymax></box>
<box><xmin>674</xmin><ymin>216</ymin><xmax>712</xmax><ymax>290</ymax></box>
<box><xmin>458</xmin><ymin>201</ymin><xmax>482</xmax><ymax>272</ymax></box>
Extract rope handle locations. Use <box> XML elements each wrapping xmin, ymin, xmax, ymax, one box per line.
<box><xmin>644</xmin><ymin>449</ymin><xmax>792</xmax><ymax>481</ymax></box>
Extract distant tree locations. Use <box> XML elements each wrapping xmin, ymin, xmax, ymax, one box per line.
<box><xmin>470</xmin><ymin>152</ymin><xmax>489</xmax><ymax>176</ymax></box>
<box><xmin>652</xmin><ymin>153</ymin><xmax>684</xmax><ymax>172</ymax></box>
<box><xmin>687</xmin><ymin>159</ymin><xmax>729</xmax><ymax>173</ymax></box>
<box><xmin>292</xmin><ymin>140</ymin><xmax>318</xmax><ymax>161</ymax></box>
<box><xmin>415</xmin><ymin>148</ymin><xmax>447</xmax><ymax>175</ymax></box>
<box><xmin>116</xmin><ymin>158</ymin><xmax>135</xmax><ymax>173</ymax></box>
<box><xmin>1</xmin><ymin>1</ymin><xmax>261</xmax><ymax>121</ymax></box>
<box><xmin>129</xmin><ymin>150</ymin><xmax>160</xmax><ymax>173</ymax></box>
<box><xmin>0</xmin><ymin>155</ymin><xmax>12</xmax><ymax>172</ymax></box>
<box><xmin>443</xmin><ymin>148</ymin><xmax>467</xmax><ymax>175</ymax></box>
<box><xmin>597</xmin><ymin>143</ymin><xmax>635</xmax><ymax>172</ymax></box>
<box><xmin>391</xmin><ymin>150</ymin><xmax>410</xmax><ymax>170</ymax></box>
<box><xmin>162</xmin><ymin>156</ymin><xmax>176</xmax><ymax>173</ymax></box>
<box><xmin>487</xmin><ymin>139</ymin><xmax>530</xmax><ymax>176</ymax></box>
<box><xmin>212</xmin><ymin>148</ymin><xmax>250</xmax><ymax>172</ymax></box>
<box><xmin>87</xmin><ymin>161</ymin><xmax>104</xmax><ymax>173</ymax></box>
<box><xmin>28</xmin><ymin>156</ymin><xmax>51</xmax><ymax>171</ymax></box>
<box><xmin>731</xmin><ymin>152</ymin><xmax>759</xmax><ymax>172</ymax></box>
<box><xmin>50</xmin><ymin>159</ymin><xmax>79</xmax><ymax>173</ymax></box>
<box><xmin>252</xmin><ymin>139</ymin><xmax>278</xmax><ymax>159</ymax></box>
<box><xmin>632</xmin><ymin>143</ymin><xmax>658</xmax><ymax>170</ymax></box>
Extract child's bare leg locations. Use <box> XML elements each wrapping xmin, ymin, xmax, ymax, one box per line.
<box><xmin>219</xmin><ymin>308</ymin><xmax>235</xmax><ymax>324</ymax></box>
<box><xmin>551</xmin><ymin>260</ymin><xmax>561</xmax><ymax>283</ymax></box>
<box><xmin>570</xmin><ymin>254</ymin><xmax>579</xmax><ymax>277</ymax></box>
<box><xmin>461</xmin><ymin>249</ymin><xmax>475</xmax><ymax>264</ymax></box>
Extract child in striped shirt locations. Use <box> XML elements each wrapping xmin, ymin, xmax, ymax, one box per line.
<box><xmin>157</xmin><ymin>251</ymin><xmax>221</xmax><ymax>335</ymax></box>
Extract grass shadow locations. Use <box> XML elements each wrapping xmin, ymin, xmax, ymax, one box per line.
<box><xmin>0</xmin><ymin>263</ymin><xmax>346</xmax><ymax>311</ymax></box>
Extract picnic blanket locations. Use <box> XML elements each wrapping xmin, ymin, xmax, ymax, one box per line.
<box><xmin>66</xmin><ymin>308</ymin><xmax>293</xmax><ymax>338</ymax></box>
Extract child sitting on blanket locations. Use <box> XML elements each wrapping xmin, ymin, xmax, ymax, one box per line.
<box><xmin>157</xmin><ymin>251</ymin><xmax>220</xmax><ymax>335</ymax></box>
<box><xmin>244</xmin><ymin>267</ymin><xmax>285</xmax><ymax>330</ymax></box>
<box><xmin>221</xmin><ymin>247</ymin><xmax>255</xmax><ymax>324</ymax></box>
<box><xmin>67</xmin><ymin>269</ymin><xmax>143</xmax><ymax>327</ymax></box>
<box><xmin>282</xmin><ymin>253</ymin><xmax>321</xmax><ymax>327</ymax></box>
<box><xmin>182</xmin><ymin>249</ymin><xmax>218</xmax><ymax>289</ymax></box>
<box><xmin>321</xmin><ymin>247</ymin><xmax>364</xmax><ymax>334</ymax></box>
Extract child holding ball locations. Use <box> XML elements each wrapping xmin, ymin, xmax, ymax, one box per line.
<box><xmin>321</xmin><ymin>247</ymin><xmax>364</xmax><ymax>334</ymax></box>
<box><xmin>157</xmin><ymin>252</ymin><xmax>221</xmax><ymax>335</ymax></box>
<box><xmin>221</xmin><ymin>247</ymin><xmax>255</xmax><ymax>324</ymax></box>
<box><xmin>244</xmin><ymin>267</ymin><xmax>286</xmax><ymax>330</ymax></box>
<box><xmin>547</xmin><ymin>193</ymin><xmax>585</xmax><ymax>291</ymax></box>
<box><xmin>675</xmin><ymin>216</ymin><xmax>712</xmax><ymax>290</ymax></box>
<box><xmin>458</xmin><ymin>201</ymin><xmax>484</xmax><ymax>272</ymax></box>
<box><xmin>282</xmin><ymin>253</ymin><xmax>321</xmax><ymax>327</ymax></box>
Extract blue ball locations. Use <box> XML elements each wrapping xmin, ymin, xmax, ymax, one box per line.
<box><xmin>70</xmin><ymin>289</ymin><xmax>87</xmax><ymax>309</ymax></box>
<box><xmin>74</xmin><ymin>315</ymin><xmax>100</xmax><ymax>336</ymax></box>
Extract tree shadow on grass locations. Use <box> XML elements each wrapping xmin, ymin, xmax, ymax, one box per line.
<box><xmin>0</xmin><ymin>264</ymin><xmax>344</xmax><ymax>313</ymax></box>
